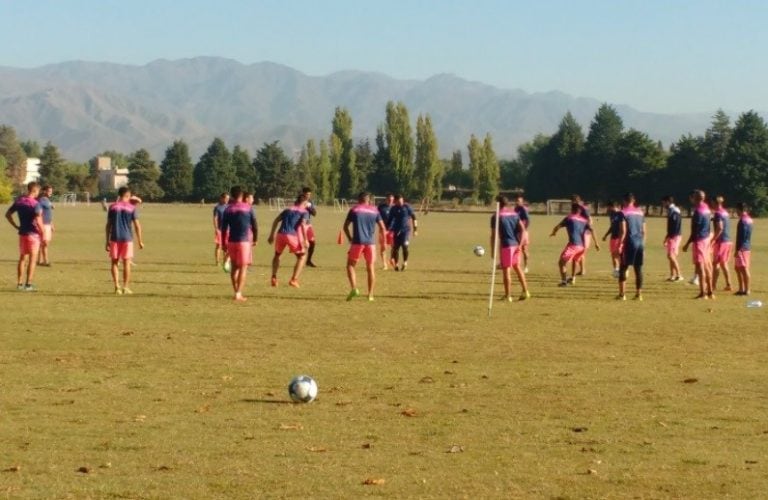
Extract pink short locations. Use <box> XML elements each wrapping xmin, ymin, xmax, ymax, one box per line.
<box><xmin>306</xmin><ymin>225</ymin><xmax>316</xmax><ymax>243</ymax></box>
<box><xmin>713</xmin><ymin>241</ymin><xmax>733</xmax><ymax>265</ymax></box>
<box><xmin>735</xmin><ymin>250</ymin><xmax>751</xmax><ymax>269</ymax></box>
<box><xmin>609</xmin><ymin>237</ymin><xmax>621</xmax><ymax>255</ymax></box>
<box><xmin>227</xmin><ymin>242</ymin><xmax>252</xmax><ymax>267</ymax></box>
<box><xmin>109</xmin><ymin>241</ymin><xmax>134</xmax><ymax>261</ymax></box>
<box><xmin>215</xmin><ymin>229</ymin><xmax>223</xmax><ymax>245</ymax></box>
<box><xmin>499</xmin><ymin>245</ymin><xmax>521</xmax><ymax>269</ymax></box>
<box><xmin>348</xmin><ymin>244</ymin><xmax>375</xmax><ymax>265</ymax></box>
<box><xmin>19</xmin><ymin>234</ymin><xmax>41</xmax><ymax>256</ymax></box>
<box><xmin>42</xmin><ymin>225</ymin><xmax>53</xmax><ymax>244</ymax></box>
<box><xmin>560</xmin><ymin>244</ymin><xmax>585</xmax><ymax>263</ymax></box>
<box><xmin>385</xmin><ymin>231</ymin><xmax>394</xmax><ymax>246</ymax></box>
<box><xmin>275</xmin><ymin>233</ymin><xmax>304</xmax><ymax>255</ymax></box>
<box><xmin>692</xmin><ymin>239</ymin><xmax>712</xmax><ymax>265</ymax></box>
<box><xmin>665</xmin><ymin>235</ymin><xmax>681</xmax><ymax>256</ymax></box>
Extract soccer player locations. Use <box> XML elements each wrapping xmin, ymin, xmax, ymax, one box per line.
<box><xmin>711</xmin><ymin>196</ymin><xmax>733</xmax><ymax>291</ymax></box>
<box><xmin>682</xmin><ymin>189</ymin><xmax>714</xmax><ymax>299</ymax></box>
<box><xmin>377</xmin><ymin>193</ymin><xmax>395</xmax><ymax>269</ymax></box>
<box><xmin>5</xmin><ymin>181</ymin><xmax>44</xmax><ymax>291</ymax></box>
<box><xmin>220</xmin><ymin>186</ymin><xmax>258</xmax><ymax>301</ymax></box>
<box><xmin>212</xmin><ymin>192</ymin><xmax>230</xmax><ymax>266</ymax></box>
<box><xmin>106</xmin><ymin>187</ymin><xmax>144</xmax><ymax>295</ymax></box>
<box><xmin>37</xmin><ymin>185</ymin><xmax>54</xmax><ymax>267</ymax></box>
<box><xmin>491</xmin><ymin>195</ymin><xmax>530</xmax><ymax>301</ymax></box>
<box><xmin>302</xmin><ymin>187</ymin><xmax>319</xmax><ymax>267</ymax></box>
<box><xmin>661</xmin><ymin>195</ymin><xmax>683</xmax><ymax>281</ymax></box>
<box><xmin>388</xmin><ymin>194</ymin><xmax>418</xmax><ymax>271</ymax></box>
<box><xmin>343</xmin><ymin>192</ymin><xmax>387</xmax><ymax>301</ymax></box>
<box><xmin>267</xmin><ymin>193</ymin><xmax>309</xmax><ymax>288</ymax></box>
<box><xmin>571</xmin><ymin>194</ymin><xmax>593</xmax><ymax>276</ymax></box>
<box><xmin>734</xmin><ymin>202</ymin><xmax>753</xmax><ymax>296</ymax></box>
<box><xmin>617</xmin><ymin>193</ymin><xmax>646</xmax><ymax>301</ymax></box>
<box><xmin>550</xmin><ymin>203</ymin><xmax>600</xmax><ymax>286</ymax></box>
<box><xmin>514</xmin><ymin>193</ymin><xmax>531</xmax><ymax>273</ymax></box>
<box><xmin>601</xmin><ymin>201</ymin><xmax>623</xmax><ymax>278</ymax></box>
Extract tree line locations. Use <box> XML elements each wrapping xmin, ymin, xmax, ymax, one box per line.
<box><xmin>2</xmin><ymin>103</ymin><xmax>767</xmax><ymax>213</ymax></box>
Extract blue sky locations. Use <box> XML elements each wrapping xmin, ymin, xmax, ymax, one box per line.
<box><xmin>1</xmin><ymin>0</ymin><xmax>766</xmax><ymax>113</ymax></box>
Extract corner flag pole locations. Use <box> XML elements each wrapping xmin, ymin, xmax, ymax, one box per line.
<box><xmin>488</xmin><ymin>202</ymin><xmax>501</xmax><ymax>317</ymax></box>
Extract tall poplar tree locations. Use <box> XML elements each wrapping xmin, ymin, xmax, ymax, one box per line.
<box><xmin>158</xmin><ymin>140</ymin><xmax>194</xmax><ymax>201</ymax></box>
<box><xmin>193</xmin><ymin>138</ymin><xmax>234</xmax><ymax>201</ymax></box>
<box><xmin>385</xmin><ymin>101</ymin><xmax>414</xmax><ymax>195</ymax></box>
<box><xmin>331</xmin><ymin>107</ymin><xmax>357</xmax><ymax>199</ymax></box>
<box><xmin>414</xmin><ymin>114</ymin><xmax>442</xmax><ymax>200</ymax></box>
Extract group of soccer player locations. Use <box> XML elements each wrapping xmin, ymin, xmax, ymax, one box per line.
<box><xmin>210</xmin><ymin>186</ymin><xmax>417</xmax><ymax>301</ymax></box>
<box><xmin>494</xmin><ymin>189</ymin><xmax>754</xmax><ymax>302</ymax></box>
<box><xmin>4</xmin><ymin>180</ymin><xmax>755</xmax><ymax>303</ymax></box>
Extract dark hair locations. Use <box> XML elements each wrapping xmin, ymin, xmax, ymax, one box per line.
<box><xmin>495</xmin><ymin>195</ymin><xmax>508</xmax><ymax>207</ymax></box>
<box><xmin>301</xmin><ymin>187</ymin><xmax>312</xmax><ymax>195</ymax></box>
<box><xmin>230</xmin><ymin>186</ymin><xmax>243</xmax><ymax>199</ymax></box>
<box><xmin>295</xmin><ymin>192</ymin><xmax>309</xmax><ymax>204</ymax></box>
<box><xmin>357</xmin><ymin>192</ymin><xmax>370</xmax><ymax>203</ymax></box>
<box><xmin>219</xmin><ymin>192</ymin><xmax>229</xmax><ymax>199</ymax></box>
<box><xmin>690</xmin><ymin>189</ymin><xmax>705</xmax><ymax>200</ymax></box>
<box><xmin>27</xmin><ymin>181</ymin><xmax>40</xmax><ymax>191</ymax></box>
<box><xmin>243</xmin><ymin>192</ymin><xmax>253</xmax><ymax>199</ymax></box>
<box><xmin>117</xmin><ymin>186</ymin><xmax>130</xmax><ymax>197</ymax></box>
<box><xmin>661</xmin><ymin>195</ymin><xmax>673</xmax><ymax>203</ymax></box>
<box><xmin>42</xmin><ymin>185</ymin><xmax>52</xmax><ymax>191</ymax></box>
<box><xmin>571</xmin><ymin>203</ymin><xmax>581</xmax><ymax>213</ymax></box>
<box><xmin>623</xmin><ymin>192</ymin><xmax>636</xmax><ymax>203</ymax></box>
<box><xmin>395</xmin><ymin>193</ymin><xmax>404</xmax><ymax>200</ymax></box>
<box><xmin>736</xmin><ymin>202</ymin><xmax>749</xmax><ymax>212</ymax></box>
<box><xmin>385</xmin><ymin>193</ymin><xmax>393</xmax><ymax>198</ymax></box>
<box><xmin>571</xmin><ymin>194</ymin><xmax>582</xmax><ymax>203</ymax></box>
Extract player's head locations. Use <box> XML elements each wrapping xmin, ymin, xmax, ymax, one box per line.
<box><xmin>571</xmin><ymin>194</ymin><xmax>582</xmax><ymax>204</ymax></box>
<box><xmin>606</xmin><ymin>200</ymin><xmax>619</xmax><ymax>212</ymax></box>
<box><xmin>714</xmin><ymin>195</ymin><xmax>725</xmax><ymax>208</ymax></box>
<box><xmin>623</xmin><ymin>192</ymin><xmax>636</xmax><ymax>206</ymax></box>
<box><xmin>42</xmin><ymin>185</ymin><xmax>53</xmax><ymax>197</ymax></box>
<box><xmin>301</xmin><ymin>187</ymin><xmax>313</xmax><ymax>200</ymax></box>
<box><xmin>230</xmin><ymin>186</ymin><xmax>244</xmax><ymax>201</ymax></box>
<box><xmin>514</xmin><ymin>192</ymin><xmax>524</xmax><ymax>205</ymax></box>
<box><xmin>496</xmin><ymin>195</ymin><xmax>508</xmax><ymax>208</ymax></box>
<box><xmin>386</xmin><ymin>193</ymin><xmax>394</xmax><ymax>204</ymax></box>
<box><xmin>570</xmin><ymin>203</ymin><xmax>581</xmax><ymax>214</ymax></box>
<box><xmin>27</xmin><ymin>181</ymin><xmax>41</xmax><ymax>197</ymax></box>
<box><xmin>690</xmin><ymin>189</ymin><xmax>705</xmax><ymax>204</ymax></box>
<box><xmin>219</xmin><ymin>192</ymin><xmax>230</xmax><ymax>203</ymax></box>
<box><xmin>244</xmin><ymin>192</ymin><xmax>254</xmax><ymax>205</ymax></box>
<box><xmin>736</xmin><ymin>202</ymin><xmax>749</xmax><ymax>215</ymax></box>
<box><xmin>117</xmin><ymin>186</ymin><xmax>131</xmax><ymax>201</ymax></box>
<box><xmin>394</xmin><ymin>194</ymin><xmax>405</xmax><ymax>206</ymax></box>
<box><xmin>295</xmin><ymin>192</ymin><xmax>309</xmax><ymax>206</ymax></box>
<box><xmin>357</xmin><ymin>192</ymin><xmax>370</xmax><ymax>204</ymax></box>
<box><xmin>661</xmin><ymin>195</ymin><xmax>674</xmax><ymax>208</ymax></box>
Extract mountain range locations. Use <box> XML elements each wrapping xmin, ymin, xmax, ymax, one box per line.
<box><xmin>0</xmin><ymin>57</ymin><xmax>722</xmax><ymax>162</ymax></box>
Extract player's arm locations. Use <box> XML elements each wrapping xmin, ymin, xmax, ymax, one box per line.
<box><xmin>213</xmin><ymin>212</ymin><xmax>219</xmax><ymax>231</ymax></box>
<box><xmin>343</xmin><ymin>214</ymin><xmax>354</xmax><ymax>242</ymax></box>
<box><xmin>712</xmin><ymin>217</ymin><xmax>723</xmax><ymax>242</ymax></box>
<box><xmin>410</xmin><ymin>208</ymin><xmax>418</xmax><ymax>236</ymax></box>
<box><xmin>133</xmin><ymin>220</ymin><xmax>144</xmax><ymax>249</ymax></box>
<box><xmin>307</xmin><ymin>203</ymin><xmax>317</xmax><ymax>217</ymax></box>
<box><xmin>267</xmin><ymin>214</ymin><xmax>282</xmax><ymax>244</ymax></box>
<box><xmin>105</xmin><ymin>217</ymin><xmax>112</xmax><ymax>252</ymax></box>
<box><xmin>5</xmin><ymin>206</ymin><xmax>19</xmax><ymax>231</ymax></box>
<box><xmin>250</xmin><ymin>211</ymin><xmax>258</xmax><ymax>245</ymax></box>
<box><xmin>34</xmin><ymin>213</ymin><xmax>44</xmax><ymax>237</ymax></box>
<box><xmin>299</xmin><ymin>221</ymin><xmax>308</xmax><ymax>251</ymax></box>
<box><xmin>516</xmin><ymin>219</ymin><xmax>527</xmax><ymax>245</ymax></box>
<box><xmin>550</xmin><ymin>220</ymin><xmax>564</xmax><ymax>237</ymax></box>
<box><xmin>642</xmin><ymin>221</ymin><xmax>647</xmax><ymax>245</ymax></box>
<box><xmin>602</xmin><ymin>226</ymin><xmax>612</xmax><ymax>241</ymax></box>
<box><xmin>682</xmin><ymin>217</ymin><xmax>694</xmax><ymax>252</ymax></box>
<box><xmin>588</xmin><ymin>225</ymin><xmax>600</xmax><ymax>251</ymax></box>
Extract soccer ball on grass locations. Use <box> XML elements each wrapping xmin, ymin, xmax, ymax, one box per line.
<box><xmin>288</xmin><ymin>375</ymin><xmax>318</xmax><ymax>403</ymax></box>
<box><xmin>473</xmin><ymin>245</ymin><xmax>486</xmax><ymax>257</ymax></box>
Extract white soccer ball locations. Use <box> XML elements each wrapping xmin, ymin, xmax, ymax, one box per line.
<box><xmin>288</xmin><ymin>375</ymin><xmax>318</xmax><ymax>403</ymax></box>
<box><xmin>473</xmin><ymin>245</ymin><xmax>486</xmax><ymax>257</ymax></box>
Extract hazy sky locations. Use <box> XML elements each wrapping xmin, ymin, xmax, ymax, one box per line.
<box><xmin>2</xmin><ymin>0</ymin><xmax>766</xmax><ymax>114</ymax></box>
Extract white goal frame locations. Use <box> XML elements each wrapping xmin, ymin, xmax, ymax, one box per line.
<box><xmin>333</xmin><ymin>199</ymin><xmax>349</xmax><ymax>213</ymax></box>
<box><xmin>268</xmin><ymin>197</ymin><xmax>286</xmax><ymax>212</ymax></box>
<box><xmin>546</xmin><ymin>199</ymin><xmax>572</xmax><ymax>216</ymax></box>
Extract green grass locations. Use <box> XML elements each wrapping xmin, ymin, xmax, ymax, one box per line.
<box><xmin>1</xmin><ymin>204</ymin><xmax>766</xmax><ymax>499</ymax></box>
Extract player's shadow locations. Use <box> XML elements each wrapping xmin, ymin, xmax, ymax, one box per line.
<box><xmin>240</xmin><ymin>398</ymin><xmax>293</xmax><ymax>405</ymax></box>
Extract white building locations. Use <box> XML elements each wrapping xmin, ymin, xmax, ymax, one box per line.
<box><xmin>96</xmin><ymin>156</ymin><xmax>129</xmax><ymax>192</ymax></box>
<box><xmin>23</xmin><ymin>158</ymin><xmax>41</xmax><ymax>185</ymax></box>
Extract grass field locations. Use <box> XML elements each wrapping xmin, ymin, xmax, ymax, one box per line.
<box><xmin>1</xmin><ymin>204</ymin><xmax>766</xmax><ymax>499</ymax></box>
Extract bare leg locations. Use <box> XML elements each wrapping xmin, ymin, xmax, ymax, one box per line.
<box><xmin>291</xmin><ymin>254</ymin><xmax>307</xmax><ymax>281</ymax></box>
<box><xmin>558</xmin><ymin>259</ymin><xmax>567</xmax><ymax>282</ymax></box>
<box><xmin>271</xmin><ymin>254</ymin><xmax>280</xmax><ymax>278</ymax></box>
<box><xmin>39</xmin><ymin>243</ymin><xmax>48</xmax><ymax>265</ymax></box>
<box><xmin>513</xmin><ymin>264</ymin><xmax>528</xmax><ymax>293</ymax></box>
<box><xmin>366</xmin><ymin>261</ymin><xmax>376</xmax><ymax>297</ymax></box>
<box><xmin>111</xmin><ymin>260</ymin><xmax>120</xmax><ymax>289</ymax></box>
<box><xmin>230</xmin><ymin>266</ymin><xmax>238</xmax><ymax>292</ymax></box>
<box><xmin>502</xmin><ymin>267</ymin><xmax>511</xmax><ymax>298</ymax></box>
<box><xmin>346</xmin><ymin>261</ymin><xmax>357</xmax><ymax>289</ymax></box>
<box><xmin>26</xmin><ymin>252</ymin><xmax>38</xmax><ymax>285</ymax></box>
<box><xmin>16</xmin><ymin>256</ymin><xmax>24</xmax><ymax>285</ymax></box>
<box><xmin>719</xmin><ymin>263</ymin><xmax>732</xmax><ymax>289</ymax></box>
<box><xmin>122</xmin><ymin>259</ymin><xmax>131</xmax><ymax>289</ymax></box>
<box><xmin>743</xmin><ymin>267</ymin><xmax>751</xmax><ymax>293</ymax></box>
<box><xmin>696</xmin><ymin>263</ymin><xmax>705</xmax><ymax>296</ymax></box>
<box><xmin>236</xmin><ymin>266</ymin><xmax>247</xmax><ymax>296</ymax></box>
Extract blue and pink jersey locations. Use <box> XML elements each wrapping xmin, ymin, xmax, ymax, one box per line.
<box><xmin>736</xmin><ymin>214</ymin><xmax>753</xmax><ymax>251</ymax></box>
<box><xmin>38</xmin><ymin>196</ymin><xmax>54</xmax><ymax>224</ymax></box>
<box><xmin>713</xmin><ymin>207</ymin><xmax>731</xmax><ymax>242</ymax></box>
<box><xmin>620</xmin><ymin>204</ymin><xmax>645</xmax><ymax>247</ymax></box>
<box><xmin>107</xmin><ymin>200</ymin><xmax>138</xmax><ymax>242</ymax></box>
<box><xmin>666</xmin><ymin>204</ymin><xmax>682</xmax><ymax>238</ymax></box>
<box><xmin>492</xmin><ymin>208</ymin><xmax>521</xmax><ymax>248</ymax></box>
<box><xmin>559</xmin><ymin>214</ymin><xmax>591</xmax><ymax>247</ymax></box>
<box><xmin>608</xmin><ymin>210</ymin><xmax>623</xmax><ymax>239</ymax></box>
<box><xmin>691</xmin><ymin>202</ymin><xmax>711</xmax><ymax>241</ymax></box>
<box><xmin>346</xmin><ymin>204</ymin><xmax>382</xmax><ymax>245</ymax></box>
<box><xmin>377</xmin><ymin>202</ymin><xmax>392</xmax><ymax>223</ymax></box>
<box><xmin>388</xmin><ymin>204</ymin><xmax>416</xmax><ymax>235</ymax></box>
<box><xmin>277</xmin><ymin>206</ymin><xmax>309</xmax><ymax>235</ymax></box>
<box><xmin>213</xmin><ymin>203</ymin><xmax>228</xmax><ymax>230</ymax></box>
<box><xmin>221</xmin><ymin>202</ymin><xmax>257</xmax><ymax>243</ymax></box>
<box><xmin>6</xmin><ymin>195</ymin><xmax>42</xmax><ymax>236</ymax></box>
<box><xmin>515</xmin><ymin>205</ymin><xmax>530</xmax><ymax>228</ymax></box>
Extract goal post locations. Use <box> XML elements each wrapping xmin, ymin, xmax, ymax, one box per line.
<box><xmin>545</xmin><ymin>199</ymin><xmax>572</xmax><ymax>216</ymax></box>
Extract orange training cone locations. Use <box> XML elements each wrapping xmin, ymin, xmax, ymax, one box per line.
<box><xmin>337</xmin><ymin>230</ymin><xmax>344</xmax><ymax>245</ymax></box>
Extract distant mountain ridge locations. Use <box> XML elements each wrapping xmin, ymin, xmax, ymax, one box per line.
<box><xmin>0</xmin><ymin>57</ymin><xmax>718</xmax><ymax>161</ymax></box>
